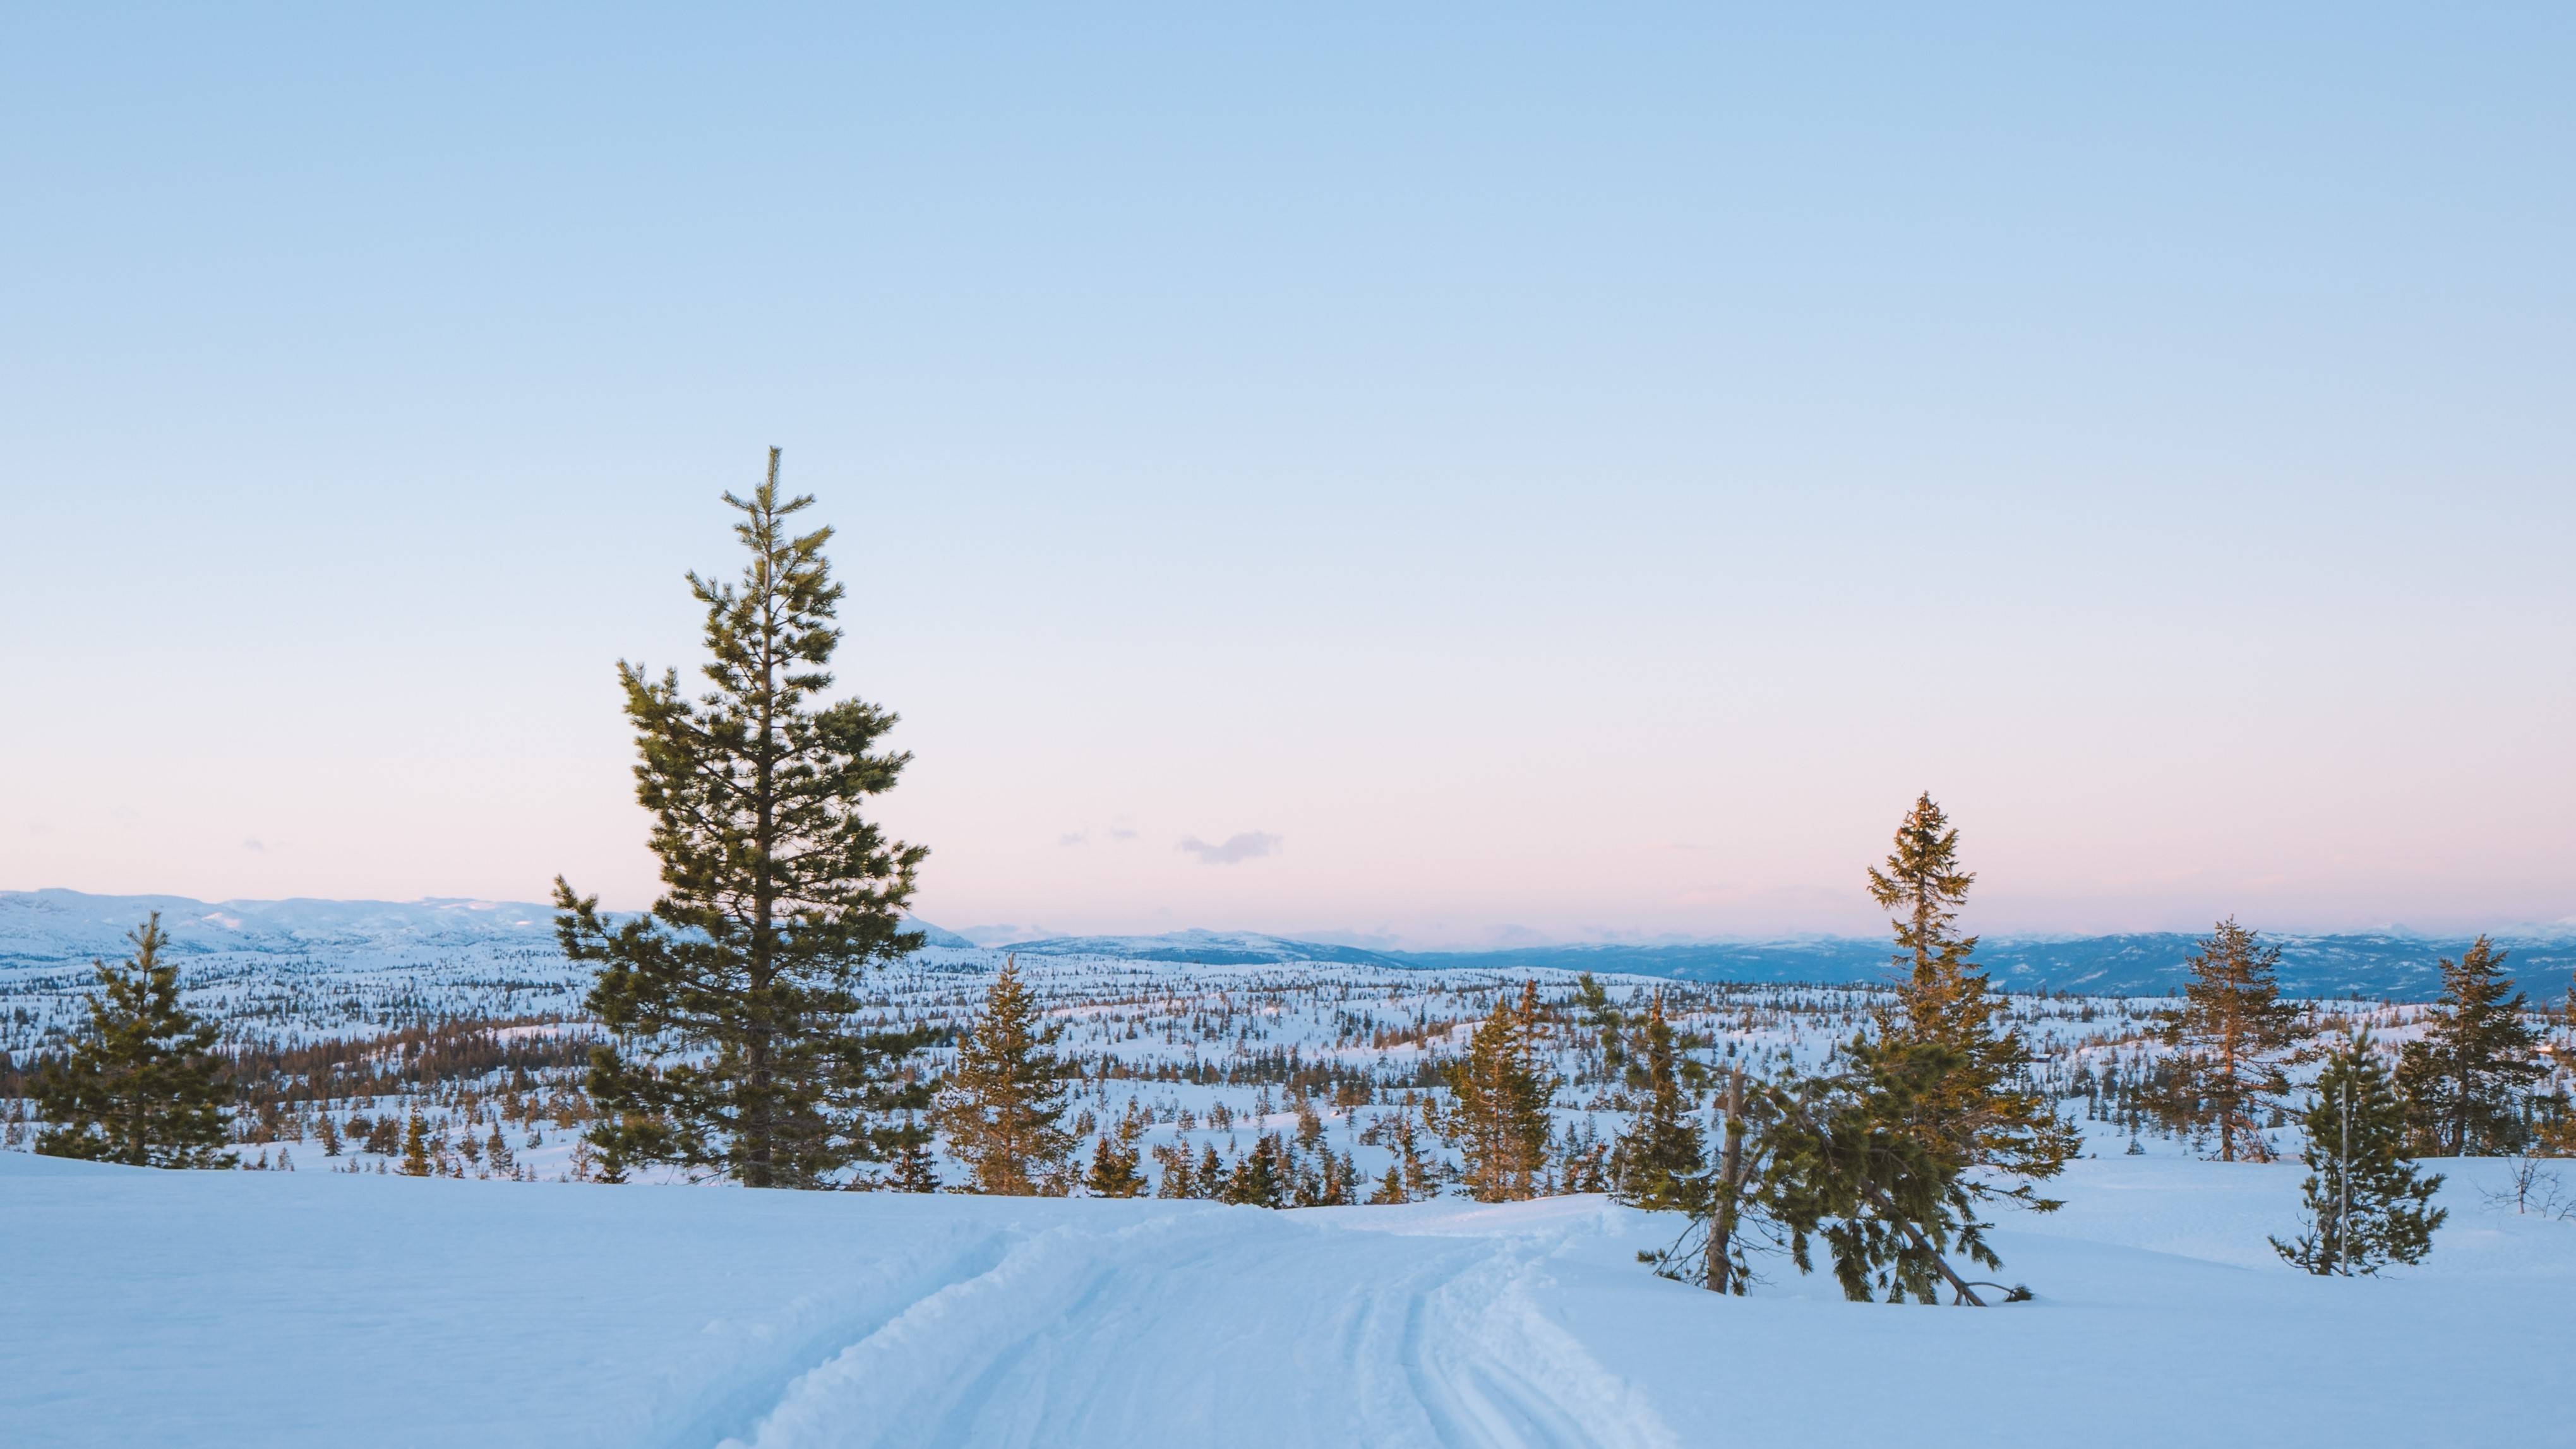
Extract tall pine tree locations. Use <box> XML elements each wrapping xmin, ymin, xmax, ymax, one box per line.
<box><xmin>1609</xmin><ymin>994</ymin><xmax>1704</xmax><ymax>1210</ymax></box>
<box><xmin>1439</xmin><ymin>982</ymin><xmax>1557</xmax><ymax>1202</ymax></box>
<box><xmin>2160</xmin><ymin>919</ymin><xmax>2301</xmax><ymax>1162</ymax></box>
<box><xmin>2395</xmin><ymin>936</ymin><xmax>2542</xmax><ymax>1155</ymax></box>
<box><xmin>33</xmin><ymin>914</ymin><xmax>233</xmax><ymax>1169</ymax></box>
<box><xmin>2273</xmin><ymin>1035</ymin><xmax>2445</xmax><ymax>1274</ymax></box>
<box><xmin>1866</xmin><ymin>794</ymin><xmax>2075</xmax><ymax>1202</ymax></box>
<box><xmin>556</xmin><ymin>450</ymin><xmax>928</xmax><ymax>1189</ymax></box>
<box><xmin>933</xmin><ymin>959</ymin><xmax>1075</xmax><ymax>1195</ymax></box>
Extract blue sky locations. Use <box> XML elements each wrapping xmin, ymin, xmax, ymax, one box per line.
<box><xmin>4</xmin><ymin>6</ymin><xmax>2570</xmax><ymax>943</ymax></box>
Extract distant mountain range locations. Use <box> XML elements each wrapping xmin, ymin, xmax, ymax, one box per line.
<box><xmin>9</xmin><ymin>891</ymin><xmax>2572</xmax><ymax>1002</ymax></box>
<box><xmin>0</xmin><ymin>889</ymin><xmax>975</xmax><ymax>967</ymax></box>
<box><xmin>998</xmin><ymin>929</ymin><xmax>2576</xmax><ymax>1001</ymax></box>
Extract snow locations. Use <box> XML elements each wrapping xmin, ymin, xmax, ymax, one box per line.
<box><xmin>5</xmin><ymin>1146</ymin><xmax>2570</xmax><ymax>1448</ymax></box>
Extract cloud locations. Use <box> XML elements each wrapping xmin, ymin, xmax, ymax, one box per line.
<box><xmin>1107</xmin><ymin>826</ymin><xmax>1140</xmax><ymax>842</ymax></box>
<box><xmin>243</xmin><ymin>838</ymin><xmax>266</xmax><ymax>853</ymax></box>
<box><xmin>1176</xmin><ymin>831</ymin><xmax>1282</xmax><ymax>866</ymax></box>
<box><xmin>1057</xmin><ymin>832</ymin><xmax>1089</xmax><ymax>847</ymax></box>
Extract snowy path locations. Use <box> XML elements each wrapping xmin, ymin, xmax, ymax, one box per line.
<box><xmin>719</xmin><ymin>1203</ymin><xmax>1672</xmax><ymax>1449</ymax></box>
<box><xmin>6</xmin><ymin>1150</ymin><xmax>2573</xmax><ymax>1448</ymax></box>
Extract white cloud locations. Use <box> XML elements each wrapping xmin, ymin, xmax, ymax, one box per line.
<box><xmin>1176</xmin><ymin>832</ymin><xmax>1281</xmax><ymax>866</ymax></box>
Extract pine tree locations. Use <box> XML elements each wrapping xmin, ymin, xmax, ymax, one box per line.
<box><xmin>399</xmin><ymin>1110</ymin><xmax>433</xmax><ymax>1178</ymax></box>
<box><xmin>1437</xmin><ymin>982</ymin><xmax>1557</xmax><ymax>1202</ymax></box>
<box><xmin>2396</xmin><ymin>937</ymin><xmax>2543</xmax><ymax>1155</ymax></box>
<box><xmin>1764</xmin><ymin>1038</ymin><xmax>2006</xmax><ymax>1305</ymax></box>
<box><xmin>2273</xmin><ymin>1036</ymin><xmax>2445</xmax><ymax>1274</ymax></box>
<box><xmin>1220</xmin><ymin>1134</ymin><xmax>1290</xmax><ymax>1208</ymax></box>
<box><xmin>2160</xmin><ymin>919</ymin><xmax>2301</xmax><ymax>1162</ymax></box>
<box><xmin>1866</xmin><ymin>794</ymin><xmax>2075</xmax><ymax>1202</ymax></box>
<box><xmin>1609</xmin><ymin>994</ymin><xmax>1704</xmax><ymax>1210</ymax></box>
<box><xmin>32</xmin><ymin>915</ymin><xmax>234</xmax><ymax>1169</ymax></box>
<box><xmin>556</xmin><ymin>450</ymin><xmax>928</xmax><ymax>1189</ymax></box>
<box><xmin>1571</xmin><ymin>972</ymin><xmax>1629</xmax><ymax>1081</ymax></box>
<box><xmin>932</xmin><ymin>959</ymin><xmax>1074</xmax><ymax>1195</ymax></box>
<box><xmin>1084</xmin><ymin>1121</ymin><xmax>1147</xmax><ymax>1198</ymax></box>
<box><xmin>317</xmin><ymin>1112</ymin><xmax>342</xmax><ymax>1158</ymax></box>
<box><xmin>484</xmin><ymin>1123</ymin><xmax>515</xmax><ymax>1177</ymax></box>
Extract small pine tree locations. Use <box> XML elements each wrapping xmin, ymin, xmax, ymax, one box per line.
<box><xmin>2274</xmin><ymin>1036</ymin><xmax>2445</xmax><ymax>1275</ymax></box>
<box><xmin>399</xmin><ymin>1111</ymin><xmax>433</xmax><ymax>1178</ymax></box>
<box><xmin>32</xmin><ymin>915</ymin><xmax>234</xmax><ymax>1169</ymax></box>
<box><xmin>2160</xmin><ymin>919</ymin><xmax>2301</xmax><ymax>1162</ymax></box>
<box><xmin>317</xmin><ymin>1113</ymin><xmax>343</xmax><ymax>1158</ymax></box>
<box><xmin>2396</xmin><ymin>937</ymin><xmax>2543</xmax><ymax>1155</ymax></box>
<box><xmin>1438</xmin><ymin>982</ymin><xmax>1557</xmax><ymax>1202</ymax></box>
<box><xmin>1609</xmin><ymin>994</ymin><xmax>1705</xmax><ymax>1210</ymax></box>
<box><xmin>1151</xmin><ymin>1142</ymin><xmax>1197</xmax><ymax>1199</ymax></box>
<box><xmin>1368</xmin><ymin>1162</ymin><xmax>1407</xmax><ymax>1205</ymax></box>
<box><xmin>932</xmin><ymin>959</ymin><xmax>1074</xmax><ymax>1195</ymax></box>
<box><xmin>484</xmin><ymin>1123</ymin><xmax>515</xmax><ymax>1177</ymax></box>
<box><xmin>884</xmin><ymin>1114</ymin><xmax>942</xmax><ymax>1192</ymax></box>
<box><xmin>1220</xmin><ymin>1134</ymin><xmax>1290</xmax><ymax>1208</ymax></box>
<box><xmin>1084</xmin><ymin>1124</ymin><xmax>1146</xmax><ymax>1198</ymax></box>
<box><xmin>1571</xmin><ymin>972</ymin><xmax>1629</xmax><ymax>1080</ymax></box>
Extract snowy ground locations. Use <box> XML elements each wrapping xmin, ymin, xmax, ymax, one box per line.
<box><xmin>6</xmin><ymin>1138</ymin><xmax>2571</xmax><ymax>1449</ymax></box>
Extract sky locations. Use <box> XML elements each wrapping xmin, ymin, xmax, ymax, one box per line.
<box><xmin>3</xmin><ymin>5</ymin><xmax>2571</xmax><ymax>946</ymax></box>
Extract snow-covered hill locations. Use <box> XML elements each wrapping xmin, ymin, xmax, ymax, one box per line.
<box><xmin>5</xmin><ymin>1145</ymin><xmax>2569</xmax><ymax>1448</ymax></box>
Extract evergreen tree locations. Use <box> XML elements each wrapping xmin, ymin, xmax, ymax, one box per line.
<box><xmin>1570</xmin><ymin>972</ymin><xmax>1629</xmax><ymax>1081</ymax></box>
<box><xmin>2160</xmin><ymin>919</ymin><xmax>2301</xmax><ymax>1162</ymax></box>
<box><xmin>886</xmin><ymin>1135</ymin><xmax>944</xmax><ymax>1193</ymax></box>
<box><xmin>1609</xmin><ymin>994</ymin><xmax>1704</xmax><ymax>1210</ymax></box>
<box><xmin>2273</xmin><ymin>1036</ymin><xmax>2445</xmax><ymax>1274</ymax></box>
<box><xmin>1865</xmin><ymin>794</ymin><xmax>2075</xmax><ymax>1202</ymax></box>
<box><xmin>932</xmin><ymin>959</ymin><xmax>1074</xmax><ymax>1195</ymax></box>
<box><xmin>1437</xmin><ymin>982</ymin><xmax>1557</xmax><ymax>1202</ymax></box>
<box><xmin>32</xmin><ymin>915</ymin><xmax>233</xmax><ymax>1169</ymax></box>
<box><xmin>1763</xmin><ymin>1038</ymin><xmax>2009</xmax><ymax>1305</ymax></box>
<box><xmin>881</xmin><ymin>1113</ymin><xmax>942</xmax><ymax>1192</ymax></box>
<box><xmin>399</xmin><ymin>1110</ymin><xmax>433</xmax><ymax>1178</ymax></box>
<box><xmin>484</xmin><ymin>1123</ymin><xmax>515</xmax><ymax>1177</ymax></box>
<box><xmin>1084</xmin><ymin>1120</ymin><xmax>1147</xmax><ymax>1197</ymax></box>
<box><xmin>1220</xmin><ymin>1134</ymin><xmax>1290</xmax><ymax>1208</ymax></box>
<box><xmin>2396</xmin><ymin>937</ymin><xmax>2543</xmax><ymax>1155</ymax></box>
<box><xmin>556</xmin><ymin>450</ymin><xmax>928</xmax><ymax>1189</ymax></box>
<box><xmin>1151</xmin><ymin>1141</ymin><xmax>1198</xmax><ymax>1198</ymax></box>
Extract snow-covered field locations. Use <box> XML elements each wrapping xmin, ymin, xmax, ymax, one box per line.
<box><xmin>5</xmin><ymin>1138</ymin><xmax>2571</xmax><ymax>1449</ymax></box>
<box><xmin>8</xmin><ymin>892</ymin><xmax>2575</xmax><ymax>1446</ymax></box>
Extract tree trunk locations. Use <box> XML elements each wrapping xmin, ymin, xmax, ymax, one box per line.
<box><xmin>1706</xmin><ymin>1067</ymin><xmax>1747</xmax><ymax>1293</ymax></box>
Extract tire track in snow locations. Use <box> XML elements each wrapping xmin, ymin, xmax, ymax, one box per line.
<box><xmin>717</xmin><ymin>1205</ymin><xmax>1677</xmax><ymax>1449</ymax></box>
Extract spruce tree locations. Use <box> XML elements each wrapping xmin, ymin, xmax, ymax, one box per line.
<box><xmin>1084</xmin><ymin>1121</ymin><xmax>1146</xmax><ymax>1197</ymax></box>
<box><xmin>1609</xmin><ymin>994</ymin><xmax>1704</xmax><ymax>1210</ymax></box>
<box><xmin>1438</xmin><ymin>982</ymin><xmax>1557</xmax><ymax>1202</ymax></box>
<box><xmin>2161</xmin><ymin>919</ymin><xmax>2301</xmax><ymax>1162</ymax></box>
<box><xmin>932</xmin><ymin>959</ymin><xmax>1074</xmax><ymax>1195</ymax></box>
<box><xmin>399</xmin><ymin>1110</ymin><xmax>433</xmax><ymax>1178</ymax></box>
<box><xmin>1866</xmin><ymin>794</ymin><xmax>2075</xmax><ymax>1202</ymax></box>
<box><xmin>881</xmin><ymin>1112</ymin><xmax>942</xmax><ymax>1192</ymax></box>
<box><xmin>556</xmin><ymin>450</ymin><xmax>928</xmax><ymax>1189</ymax></box>
<box><xmin>1764</xmin><ymin>1038</ymin><xmax>2008</xmax><ymax>1305</ymax></box>
<box><xmin>32</xmin><ymin>915</ymin><xmax>233</xmax><ymax>1169</ymax></box>
<box><xmin>2273</xmin><ymin>1036</ymin><xmax>2445</xmax><ymax>1274</ymax></box>
<box><xmin>2396</xmin><ymin>937</ymin><xmax>2543</xmax><ymax>1155</ymax></box>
